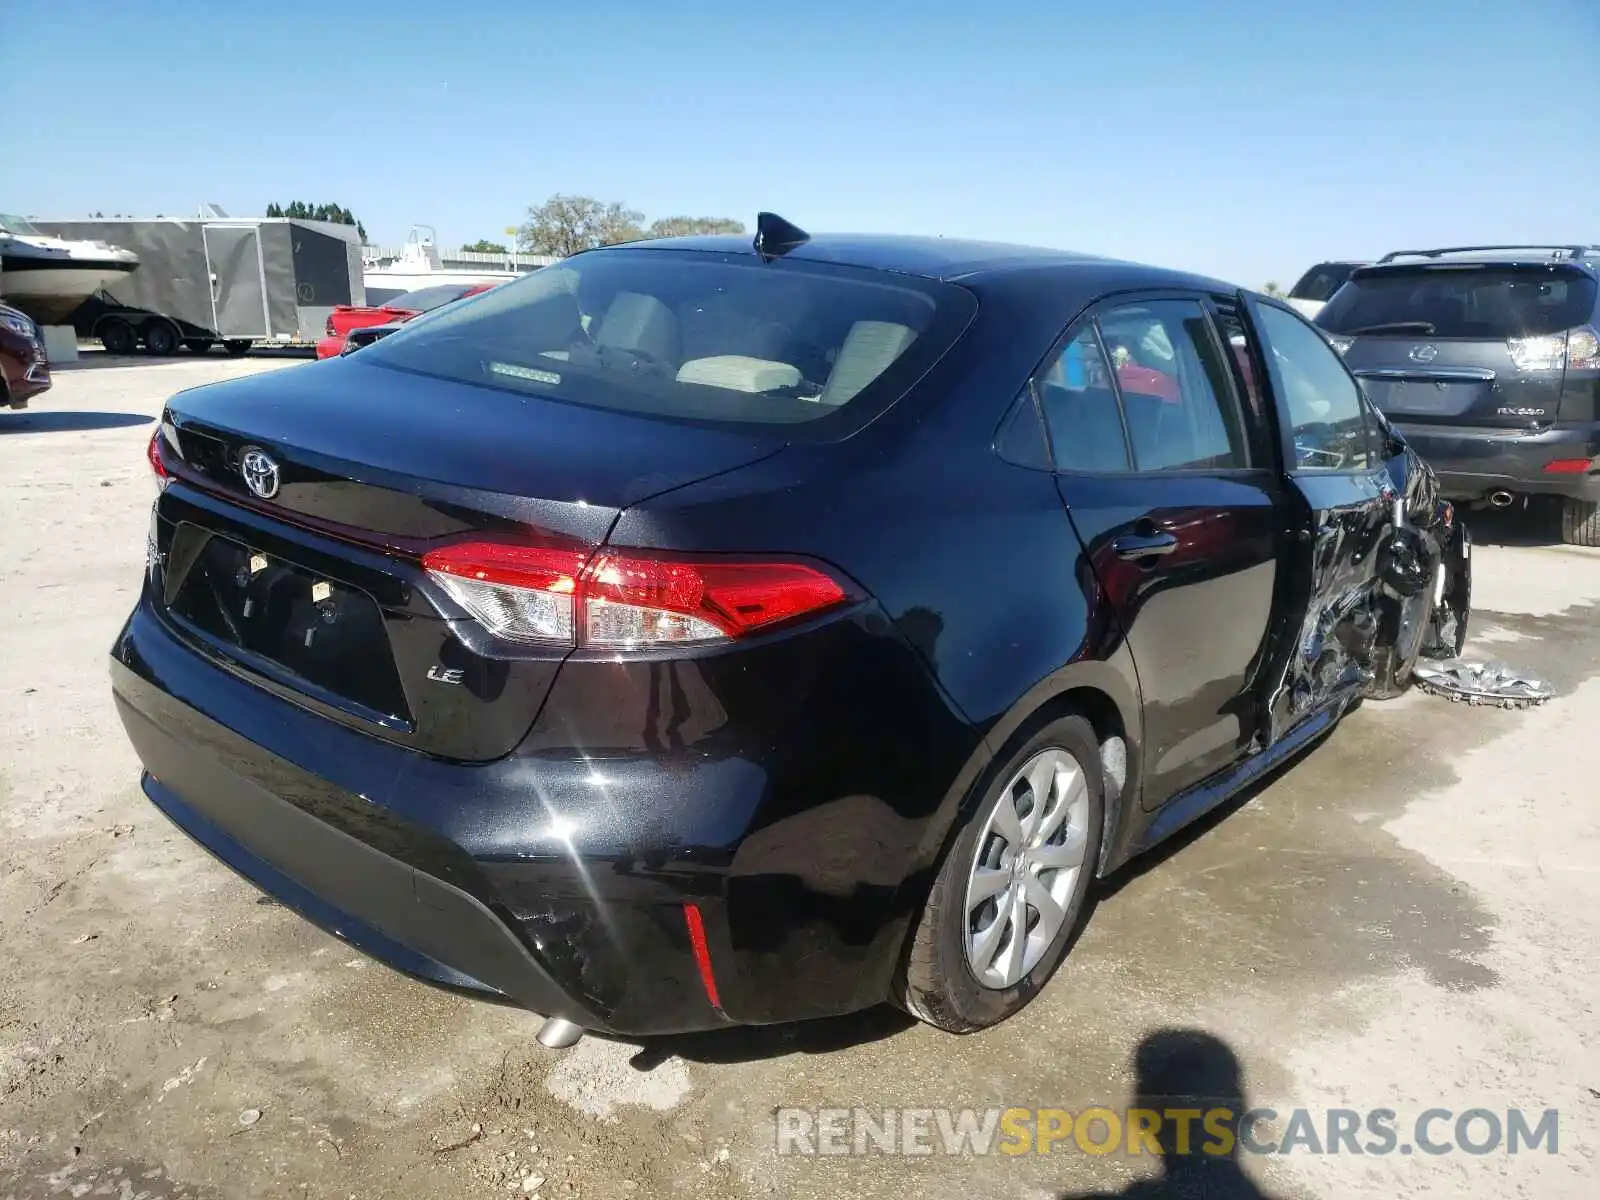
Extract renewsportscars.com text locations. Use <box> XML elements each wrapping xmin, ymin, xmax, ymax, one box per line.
<box><xmin>774</xmin><ymin>1105</ymin><xmax>1559</xmax><ymax>1158</ymax></box>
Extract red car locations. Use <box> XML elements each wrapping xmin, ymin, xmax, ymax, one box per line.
<box><xmin>2</xmin><ymin>303</ymin><xmax>50</xmax><ymax>409</ymax></box>
<box><xmin>315</xmin><ymin>282</ymin><xmax>497</xmax><ymax>359</ymax></box>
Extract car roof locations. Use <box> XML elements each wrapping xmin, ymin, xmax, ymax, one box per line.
<box><xmin>604</xmin><ymin>232</ymin><xmax>1238</xmax><ymax>294</ymax></box>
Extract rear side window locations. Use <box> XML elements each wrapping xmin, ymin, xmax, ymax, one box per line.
<box><xmin>1036</xmin><ymin>326</ymin><xmax>1131</xmax><ymax>472</ymax></box>
<box><xmin>1318</xmin><ymin>266</ymin><xmax>1597</xmax><ymax>338</ymax></box>
<box><xmin>361</xmin><ymin>250</ymin><xmax>975</xmax><ymax>429</ymax></box>
<box><xmin>1254</xmin><ymin>304</ymin><xmax>1375</xmax><ymax>472</ymax></box>
<box><xmin>1097</xmin><ymin>300</ymin><xmax>1251</xmax><ymax>471</ymax></box>
<box><xmin>387</xmin><ymin>284</ymin><xmax>476</xmax><ymax>311</ymax></box>
<box><xmin>1290</xmin><ymin>263</ymin><xmax>1359</xmax><ymax>303</ymax></box>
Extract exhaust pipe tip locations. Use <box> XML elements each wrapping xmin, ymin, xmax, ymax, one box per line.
<box><xmin>536</xmin><ymin>1017</ymin><xmax>584</xmax><ymax>1049</ymax></box>
<box><xmin>1487</xmin><ymin>490</ymin><xmax>1515</xmax><ymax>509</ymax></box>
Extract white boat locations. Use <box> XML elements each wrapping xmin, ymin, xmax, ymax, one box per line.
<box><xmin>0</xmin><ymin>213</ymin><xmax>139</xmax><ymax>324</ymax></box>
<box><xmin>362</xmin><ymin>225</ymin><xmax>519</xmax><ymax>304</ymax></box>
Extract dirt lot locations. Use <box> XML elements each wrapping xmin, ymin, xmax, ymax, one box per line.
<box><xmin>2</xmin><ymin>354</ymin><xmax>1597</xmax><ymax>1199</ymax></box>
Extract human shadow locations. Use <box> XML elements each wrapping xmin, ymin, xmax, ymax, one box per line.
<box><xmin>0</xmin><ymin>410</ymin><xmax>153</xmax><ymax>433</ymax></box>
<box><xmin>1059</xmin><ymin>1028</ymin><xmax>1285</xmax><ymax>1200</ymax></box>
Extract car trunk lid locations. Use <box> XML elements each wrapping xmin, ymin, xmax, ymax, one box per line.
<box><xmin>1341</xmin><ymin>337</ymin><xmax>1559</xmax><ymax>429</ymax></box>
<box><xmin>154</xmin><ymin>357</ymin><xmax>783</xmax><ymax>761</ymax></box>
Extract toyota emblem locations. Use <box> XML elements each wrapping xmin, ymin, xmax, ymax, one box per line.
<box><xmin>240</xmin><ymin>447</ymin><xmax>281</xmax><ymax>499</ymax></box>
<box><xmin>1409</xmin><ymin>344</ymin><xmax>1439</xmax><ymax>364</ymax></box>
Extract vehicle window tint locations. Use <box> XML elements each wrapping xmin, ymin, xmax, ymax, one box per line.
<box><xmin>1036</xmin><ymin>326</ymin><xmax>1130</xmax><ymax>473</ymax></box>
<box><xmin>994</xmin><ymin>390</ymin><xmax>1053</xmax><ymax>470</ymax></box>
<box><xmin>1097</xmin><ymin>300</ymin><xmax>1250</xmax><ymax>471</ymax></box>
<box><xmin>1317</xmin><ymin>266</ymin><xmax>1597</xmax><ymax>338</ymax></box>
<box><xmin>362</xmin><ymin>250</ymin><xmax>974</xmax><ymax>428</ymax></box>
<box><xmin>1254</xmin><ymin>304</ymin><xmax>1374</xmax><ymax>472</ymax></box>
<box><xmin>387</xmin><ymin>284</ymin><xmax>473</xmax><ymax>311</ymax></box>
<box><xmin>1290</xmin><ymin>263</ymin><xmax>1358</xmax><ymax>303</ymax></box>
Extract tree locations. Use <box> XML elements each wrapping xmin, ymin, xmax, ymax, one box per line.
<box><xmin>518</xmin><ymin>194</ymin><xmax>645</xmax><ymax>258</ymax></box>
<box><xmin>462</xmin><ymin>239</ymin><xmax>509</xmax><ymax>254</ymax></box>
<box><xmin>266</xmin><ymin>200</ymin><xmax>366</xmax><ymax>241</ymax></box>
<box><xmin>646</xmin><ymin>215</ymin><xmax>746</xmax><ymax>239</ymax></box>
<box><xmin>1261</xmin><ymin>281</ymin><xmax>1284</xmax><ymax>297</ymax></box>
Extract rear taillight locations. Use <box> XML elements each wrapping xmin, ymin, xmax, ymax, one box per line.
<box><xmin>585</xmin><ymin>553</ymin><xmax>847</xmax><ymax>645</ymax></box>
<box><xmin>421</xmin><ymin>541</ymin><xmax>850</xmax><ymax>649</ymax></box>
<box><xmin>1566</xmin><ymin>326</ymin><xmax>1600</xmax><ymax>370</ymax></box>
<box><xmin>325</xmin><ymin>317</ymin><xmax>337</xmax><ymax>337</ymax></box>
<box><xmin>422</xmin><ymin>542</ymin><xmax>587</xmax><ymax>644</ymax></box>
<box><xmin>1543</xmin><ymin>458</ymin><xmax>1596</xmax><ymax>474</ymax></box>
<box><xmin>1508</xmin><ymin>325</ymin><xmax>1600</xmax><ymax>372</ymax></box>
<box><xmin>147</xmin><ymin>428</ymin><xmax>170</xmax><ymax>491</ymax></box>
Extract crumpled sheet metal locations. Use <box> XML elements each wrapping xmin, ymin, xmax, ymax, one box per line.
<box><xmin>1412</xmin><ymin>658</ymin><xmax>1555</xmax><ymax>708</ymax></box>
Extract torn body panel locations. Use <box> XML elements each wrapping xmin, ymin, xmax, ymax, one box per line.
<box><xmin>1262</xmin><ymin>443</ymin><xmax>1472</xmax><ymax>744</ymax></box>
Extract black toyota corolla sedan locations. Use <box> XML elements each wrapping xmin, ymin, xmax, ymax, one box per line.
<box><xmin>112</xmin><ymin>216</ymin><xmax>1471</xmax><ymax>1044</ymax></box>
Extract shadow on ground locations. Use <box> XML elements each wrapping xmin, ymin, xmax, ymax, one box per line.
<box><xmin>1058</xmin><ymin>1029</ymin><xmax>1286</xmax><ymax>1200</ymax></box>
<box><xmin>0</xmin><ymin>410</ymin><xmax>154</xmax><ymax>433</ymax></box>
<box><xmin>632</xmin><ymin>1003</ymin><xmax>917</xmax><ymax>1068</ymax></box>
<box><xmin>1462</xmin><ymin>501</ymin><xmax>1565</xmax><ymax>548</ymax></box>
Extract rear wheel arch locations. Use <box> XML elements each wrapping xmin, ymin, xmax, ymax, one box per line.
<box><xmin>908</xmin><ymin>664</ymin><xmax>1142</xmax><ymax>903</ymax></box>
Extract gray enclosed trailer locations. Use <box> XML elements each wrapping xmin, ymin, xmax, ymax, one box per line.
<box><xmin>31</xmin><ymin>217</ymin><xmax>364</xmax><ymax>355</ymax></box>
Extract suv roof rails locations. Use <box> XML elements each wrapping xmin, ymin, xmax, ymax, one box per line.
<box><xmin>1376</xmin><ymin>244</ymin><xmax>1599</xmax><ymax>265</ymax></box>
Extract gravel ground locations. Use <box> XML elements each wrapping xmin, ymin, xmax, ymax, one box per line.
<box><xmin>2</xmin><ymin>354</ymin><xmax>1596</xmax><ymax>1199</ymax></box>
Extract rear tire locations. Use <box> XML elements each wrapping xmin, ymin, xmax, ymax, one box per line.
<box><xmin>98</xmin><ymin>318</ymin><xmax>136</xmax><ymax>355</ymax></box>
<box><xmin>223</xmin><ymin>340</ymin><xmax>251</xmax><ymax>357</ymax></box>
<box><xmin>185</xmin><ymin>338</ymin><xmax>214</xmax><ymax>354</ymax></box>
<box><xmin>142</xmin><ymin>321</ymin><xmax>180</xmax><ymax>355</ymax></box>
<box><xmin>1561</xmin><ymin>498</ymin><xmax>1600</xmax><ymax>547</ymax></box>
<box><xmin>896</xmin><ymin>714</ymin><xmax>1103</xmax><ymax>1033</ymax></box>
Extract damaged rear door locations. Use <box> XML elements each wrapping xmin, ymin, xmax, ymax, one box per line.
<box><xmin>1241</xmin><ymin>297</ymin><xmax>1428</xmax><ymax>741</ymax></box>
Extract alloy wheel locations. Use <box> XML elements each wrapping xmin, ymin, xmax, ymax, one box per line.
<box><xmin>963</xmin><ymin>747</ymin><xmax>1090</xmax><ymax>990</ymax></box>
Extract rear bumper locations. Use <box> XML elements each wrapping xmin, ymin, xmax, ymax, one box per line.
<box><xmin>1395</xmin><ymin>421</ymin><xmax>1600</xmax><ymax>502</ymax></box>
<box><xmin>110</xmin><ymin>586</ymin><xmax>973</xmax><ymax>1034</ymax></box>
<box><xmin>314</xmin><ymin>336</ymin><xmax>345</xmax><ymax>359</ymax></box>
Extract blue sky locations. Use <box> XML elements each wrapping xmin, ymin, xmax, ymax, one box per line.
<box><xmin>3</xmin><ymin>0</ymin><xmax>1595</xmax><ymax>288</ymax></box>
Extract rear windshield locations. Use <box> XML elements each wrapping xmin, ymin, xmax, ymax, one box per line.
<box><xmin>359</xmin><ymin>249</ymin><xmax>975</xmax><ymax>427</ymax></box>
<box><xmin>1289</xmin><ymin>263</ymin><xmax>1360</xmax><ymax>302</ymax></box>
<box><xmin>1317</xmin><ymin>266</ymin><xmax>1596</xmax><ymax>338</ymax></box>
<box><xmin>386</xmin><ymin>284</ymin><xmax>476</xmax><ymax>311</ymax></box>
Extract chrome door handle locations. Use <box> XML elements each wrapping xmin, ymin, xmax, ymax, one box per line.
<box><xmin>1111</xmin><ymin>532</ymin><xmax>1179</xmax><ymax>561</ymax></box>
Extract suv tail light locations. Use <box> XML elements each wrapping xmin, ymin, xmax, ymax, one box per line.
<box><xmin>421</xmin><ymin>541</ymin><xmax>850</xmax><ymax>649</ymax></box>
<box><xmin>147</xmin><ymin>427</ymin><xmax>171</xmax><ymax>491</ymax></box>
<box><xmin>1508</xmin><ymin>325</ymin><xmax>1600</xmax><ymax>371</ymax></box>
<box><xmin>325</xmin><ymin>316</ymin><xmax>338</xmax><ymax>337</ymax></box>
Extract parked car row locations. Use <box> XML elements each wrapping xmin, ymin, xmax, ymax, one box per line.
<box><xmin>113</xmin><ymin>215</ymin><xmax>1473</xmax><ymax>1049</ymax></box>
<box><xmin>315</xmin><ymin>281</ymin><xmax>499</xmax><ymax>358</ymax></box>
<box><xmin>1301</xmin><ymin>244</ymin><xmax>1600</xmax><ymax>545</ymax></box>
<box><xmin>1</xmin><ymin>302</ymin><xmax>51</xmax><ymax>409</ymax></box>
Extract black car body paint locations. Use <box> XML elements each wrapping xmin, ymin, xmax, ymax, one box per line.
<box><xmin>111</xmin><ymin>234</ymin><xmax>1471</xmax><ymax>1035</ymax></box>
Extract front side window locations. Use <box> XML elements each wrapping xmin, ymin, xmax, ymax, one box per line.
<box><xmin>361</xmin><ymin>249</ymin><xmax>975</xmax><ymax>429</ymax></box>
<box><xmin>1254</xmin><ymin>303</ymin><xmax>1374</xmax><ymax>472</ymax></box>
<box><xmin>1097</xmin><ymin>300</ymin><xmax>1251</xmax><ymax>471</ymax></box>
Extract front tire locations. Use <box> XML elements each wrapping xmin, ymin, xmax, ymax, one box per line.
<box><xmin>897</xmin><ymin>714</ymin><xmax>1103</xmax><ymax>1033</ymax></box>
<box><xmin>1561</xmin><ymin>498</ymin><xmax>1600</xmax><ymax>547</ymax></box>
